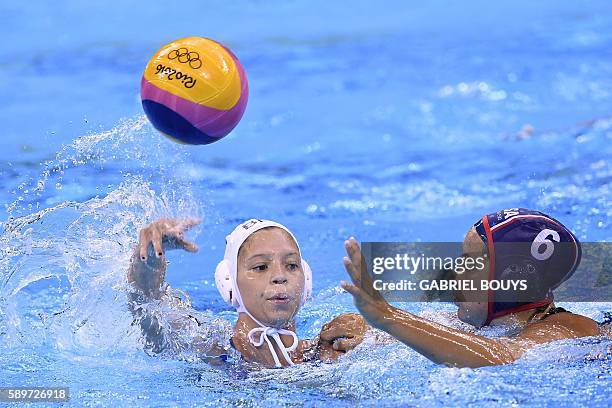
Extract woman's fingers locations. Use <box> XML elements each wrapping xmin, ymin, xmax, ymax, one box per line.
<box><xmin>179</xmin><ymin>217</ymin><xmax>201</xmax><ymax>231</ymax></box>
<box><xmin>162</xmin><ymin>229</ymin><xmax>198</xmax><ymax>252</ymax></box>
<box><xmin>341</xmin><ymin>280</ymin><xmax>382</xmax><ymax>311</ymax></box>
<box><xmin>345</xmin><ymin>238</ymin><xmax>362</xmax><ymax>268</ymax></box>
<box><xmin>151</xmin><ymin>228</ymin><xmax>163</xmax><ymax>258</ymax></box>
<box><xmin>340</xmin><ymin>280</ymin><xmax>363</xmax><ymax>298</ymax></box>
<box><xmin>333</xmin><ymin>336</ymin><xmax>363</xmax><ymax>352</ymax></box>
<box><xmin>174</xmin><ymin>236</ymin><xmax>198</xmax><ymax>253</ymax></box>
<box><xmin>136</xmin><ymin>218</ymin><xmax>199</xmax><ymax>262</ymax></box>
<box><xmin>344</xmin><ymin>238</ymin><xmax>368</xmax><ymax>286</ymax></box>
<box><xmin>169</xmin><ymin>218</ymin><xmax>201</xmax><ymax>237</ymax></box>
<box><xmin>320</xmin><ymin>313</ymin><xmax>365</xmax><ymax>341</ymax></box>
<box><xmin>165</xmin><ymin>218</ymin><xmax>201</xmax><ymax>249</ymax></box>
<box><xmin>343</xmin><ymin>256</ymin><xmax>361</xmax><ymax>286</ymax></box>
<box><xmin>139</xmin><ymin>229</ymin><xmax>150</xmax><ymax>261</ymax></box>
<box><xmin>320</xmin><ymin>324</ymin><xmax>345</xmax><ymax>342</ymax></box>
<box><xmin>345</xmin><ymin>237</ymin><xmax>386</xmax><ymax>301</ymax></box>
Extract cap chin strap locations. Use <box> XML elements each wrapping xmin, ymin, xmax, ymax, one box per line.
<box><xmin>245</xmin><ymin>311</ymin><xmax>298</xmax><ymax>368</ymax></box>
<box><xmin>236</xmin><ymin>293</ymin><xmax>298</xmax><ymax>368</ymax></box>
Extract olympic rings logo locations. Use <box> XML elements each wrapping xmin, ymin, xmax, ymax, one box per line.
<box><xmin>167</xmin><ymin>48</ymin><xmax>202</xmax><ymax>70</ymax></box>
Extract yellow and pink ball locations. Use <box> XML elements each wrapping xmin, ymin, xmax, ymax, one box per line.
<box><xmin>140</xmin><ymin>37</ymin><xmax>248</xmax><ymax>145</ymax></box>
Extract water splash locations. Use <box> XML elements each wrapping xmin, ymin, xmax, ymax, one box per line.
<box><xmin>0</xmin><ymin>116</ymin><xmax>202</xmax><ymax>355</ymax></box>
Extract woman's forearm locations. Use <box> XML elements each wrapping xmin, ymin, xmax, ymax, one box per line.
<box><xmin>126</xmin><ymin>219</ymin><xmax>201</xmax><ymax>355</ymax></box>
<box><xmin>377</xmin><ymin>306</ymin><xmax>519</xmax><ymax>367</ymax></box>
<box><xmin>126</xmin><ymin>247</ymin><xmax>169</xmax><ymax>352</ymax></box>
<box><xmin>127</xmin><ymin>248</ymin><xmax>167</xmax><ymax>299</ymax></box>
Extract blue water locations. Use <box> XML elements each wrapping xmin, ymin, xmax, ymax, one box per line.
<box><xmin>1</xmin><ymin>1</ymin><xmax>611</xmax><ymax>406</ymax></box>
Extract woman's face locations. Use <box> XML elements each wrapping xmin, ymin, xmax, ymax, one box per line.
<box><xmin>236</xmin><ymin>227</ymin><xmax>305</xmax><ymax>328</ymax></box>
<box><xmin>454</xmin><ymin>226</ymin><xmax>489</xmax><ymax>327</ymax></box>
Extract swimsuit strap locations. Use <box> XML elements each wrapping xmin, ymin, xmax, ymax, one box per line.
<box><xmin>598</xmin><ymin>311</ymin><xmax>612</xmax><ymax>326</ymax></box>
<box><xmin>543</xmin><ymin>306</ymin><xmax>571</xmax><ymax>318</ymax></box>
<box><xmin>528</xmin><ymin>304</ymin><xmax>571</xmax><ymax>324</ymax></box>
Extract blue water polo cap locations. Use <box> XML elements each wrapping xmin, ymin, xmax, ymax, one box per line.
<box><xmin>473</xmin><ymin>208</ymin><xmax>581</xmax><ymax>324</ymax></box>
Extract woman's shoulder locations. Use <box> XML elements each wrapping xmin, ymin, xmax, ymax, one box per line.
<box><xmin>523</xmin><ymin>312</ymin><xmax>600</xmax><ymax>340</ymax></box>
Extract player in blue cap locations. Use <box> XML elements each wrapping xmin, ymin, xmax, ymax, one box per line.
<box><xmin>341</xmin><ymin>208</ymin><xmax>610</xmax><ymax>367</ymax></box>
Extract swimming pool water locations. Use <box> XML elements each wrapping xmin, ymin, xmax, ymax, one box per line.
<box><xmin>1</xmin><ymin>1</ymin><xmax>611</xmax><ymax>406</ymax></box>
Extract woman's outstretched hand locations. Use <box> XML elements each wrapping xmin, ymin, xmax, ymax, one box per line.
<box><xmin>138</xmin><ymin>218</ymin><xmax>200</xmax><ymax>261</ymax></box>
<box><xmin>340</xmin><ymin>237</ymin><xmax>393</xmax><ymax>329</ymax></box>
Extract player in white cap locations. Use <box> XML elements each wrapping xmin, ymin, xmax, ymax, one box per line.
<box><xmin>127</xmin><ymin>218</ymin><xmax>367</xmax><ymax>368</ymax></box>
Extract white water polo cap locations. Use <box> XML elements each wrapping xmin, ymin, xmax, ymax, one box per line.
<box><xmin>214</xmin><ymin>219</ymin><xmax>313</xmax><ymax>367</ymax></box>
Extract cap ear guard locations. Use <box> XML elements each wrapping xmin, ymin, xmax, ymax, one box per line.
<box><xmin>215</xmin><ymin>259</ymin><xmax>239</xmax><ymax>307</ymax></box>
<box><xmin>300</xmin><ymin>259</ymin><xmax>313</xmax><ymax>305</ymax></box>
<box><xmin>495</xmin><ymin>255</ymin><xmax>548</xmax><ymax>302</ymax></box>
